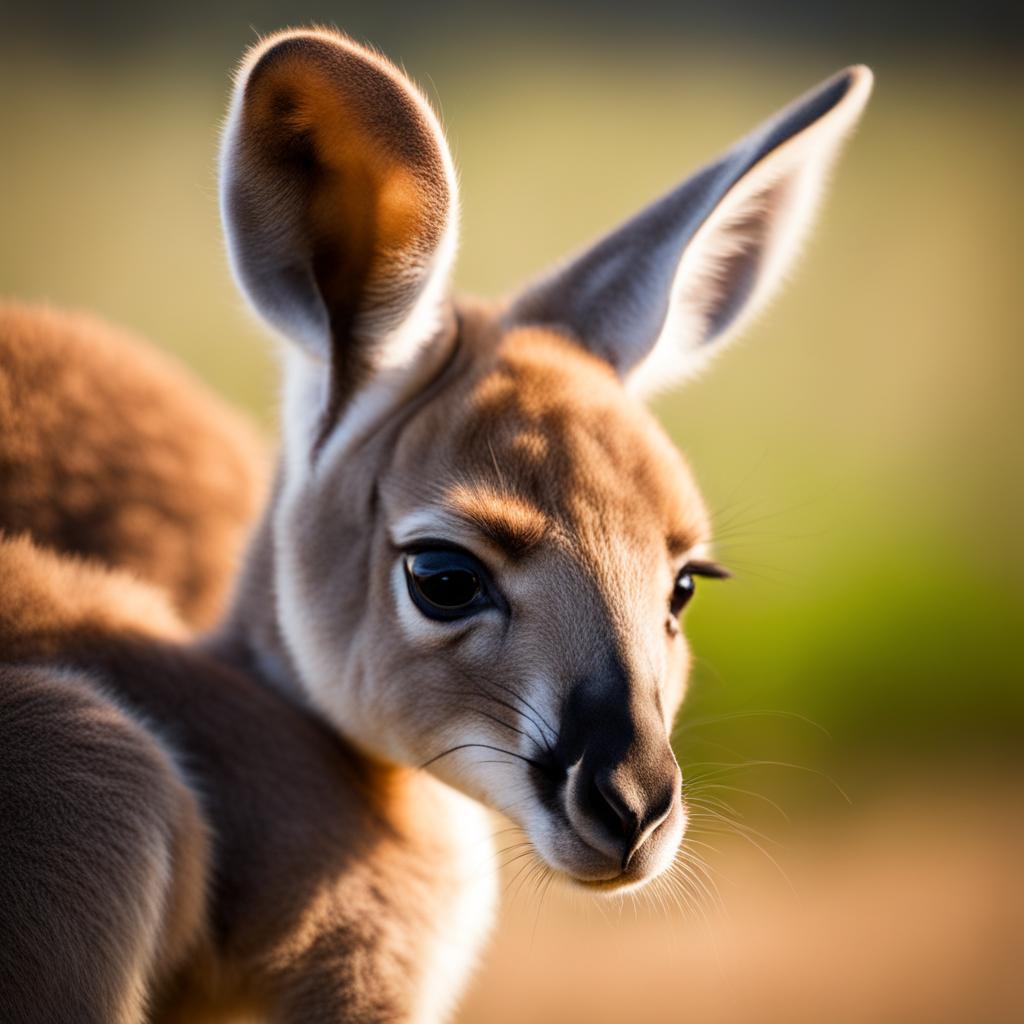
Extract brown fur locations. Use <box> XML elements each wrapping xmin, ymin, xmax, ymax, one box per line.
<box><xmin>0</xmin><ymin>305</ymin><xmax>699</xmax><ymax>1020</ymax></box>
<box><xmin>0</xmin><ymin>533</ymin><xmax>484</xmax><ymax>1022</ymax></box>
<box><xmin>0</xmin><ymin>28</ymin><xmax>870</xmax><ymax>1023</ymax></box>
<box><xmin>0</xmin><ymin>303</ymin><xmax>268</xmax><ymax>627</ymax></box>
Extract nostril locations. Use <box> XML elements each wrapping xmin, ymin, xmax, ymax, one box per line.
<box><xmin>571</xmin><ymin>763</ymin><xmax>680</xmax><ymax>871</ymax></box>
<box><xmin>591</xmin><ymin>771</ymin><xmax>639</xmax><ymax>842</ymax></box>
<box><xmin>623</xmin><ymin>785</ymin><xmax>677</xmax><ymax>868</ymax></box>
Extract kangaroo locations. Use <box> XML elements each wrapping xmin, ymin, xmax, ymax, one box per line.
<box><xmin>0</xmin><ymin>303</ymin><xmax>268</xmax><ymax>628</ymax></box>
<box><xmin>0</xmin><ymin>28</ymin><xmax>872</xmax><ymax>1023</ymax></box>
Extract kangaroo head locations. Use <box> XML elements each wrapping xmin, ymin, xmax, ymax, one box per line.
<box><xmin>221</xmin><ymin>29</ymin><xmax>871</xmax><ymax>891</ymax></box>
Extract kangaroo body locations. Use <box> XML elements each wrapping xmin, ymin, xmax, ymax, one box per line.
<box><xmin>0</xmin><ymin>28</ymin><xmax>870</xmax><ymax>1022</ymax></box>
<box><xmin>0</xmin><ymin>533</ymin><xmax>492</xmax><ymax>1023</ymax></box>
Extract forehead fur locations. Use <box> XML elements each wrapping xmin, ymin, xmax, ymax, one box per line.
<box><xmin>390</xmin><ymin>323</ymin><xmax>710</xmax><ymax>558</ymax></box>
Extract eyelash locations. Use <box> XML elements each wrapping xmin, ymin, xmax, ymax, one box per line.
<box><xmin>685</xmin><ymin>560</ymin><xmax>731</xmax><ymax>581</ymax></box>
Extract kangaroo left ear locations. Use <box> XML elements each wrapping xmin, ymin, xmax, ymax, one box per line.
<box><xmin>220</xmin><ymin>28</ymin><xmax>459</xmax><ymax>430</ymax></box>
<box><xmin>508</xmin><ymin>66</ymin><xmax>873</xmax><ymax>396</ymax></box>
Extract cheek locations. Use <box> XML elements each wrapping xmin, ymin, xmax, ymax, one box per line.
<box><xmin>662</xmin><ymin>637</ymin><xmax>691</xmax><ymax>726</ymax></box>
<box><xmin>380</xmin><ymin>561</ymin><xmax>509</xmax><ymax>758</ymax></box>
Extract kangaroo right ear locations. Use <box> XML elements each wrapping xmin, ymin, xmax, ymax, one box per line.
<box><xmin>220</xmin><ymin>29</ymin><xmax>458</xmax><ymax>416</ymax></box>
<box><xmin>507</xmin><ymin>66</ymin><xmax>873</xmax><ymax>397</ymax></box>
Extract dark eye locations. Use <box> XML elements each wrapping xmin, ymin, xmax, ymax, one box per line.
<box><xmin>403</xmin><ymin>549</ymin><xmax>490</xmax><ymax>621</ymax></box>
<box><xmin>670</xmin><ymin>568</ymin><xmax>696</xmax><ymax>616</ymax></box>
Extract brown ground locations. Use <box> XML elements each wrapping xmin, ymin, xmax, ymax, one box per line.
<box><xmin>459</xmin><ymin>776</ymin><xmax>1024</xmax><ymax>1024</ymax></box>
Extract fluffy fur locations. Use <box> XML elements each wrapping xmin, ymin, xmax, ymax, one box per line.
<box><xmin>0</xmin><ymin>303</ymin><xmax>268</xmax><ymax>627</ymax></box>
<box><xmin>0</xmin><ymin>29</ymin><xmax>871</xmax><ymax>1021</ymax></box>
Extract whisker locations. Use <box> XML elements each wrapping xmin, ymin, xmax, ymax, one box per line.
<box><xmin>468</xmin><ymin>707</ymin><xmax>535</xmax><ymax>745</ymax></box>
<box><xmin>485</xmin><ymin>679</ymin><xmax>559</xmax><ymax>748</ymax></box>
<box><xmin>530</xmin><ymin>867</ymin><xmax>556</xmax><ymax>946</ymax></box>
<box><xmin>673</xmin><ymin>852</ymin><xmax>723</xmax><ymax>916</ymax></box>
<box><xmin>433</xmin><ymin>685</ymin><xmax>553</xmax><ymax>761</ymax></box>
<box><xmin>683</xmin><ymin>760</ymin><xmax>851</xmax><ymax>803</ymax></box>
<box><xmin>676</xmin><ymin>708</ymin><xmax>832</xmax><ymax>740</ymax></box>
<box><xmin>685</xmin><ymin>804</ymin><xmax>785</xmax><ymax>849</ymax></box>
<box><xmin>419</xmin><ymin>742</ymin><xmax>548</xmax><ymax>773</ymax></box>
<box><xmin>686</xmin><ymin>806</ymin><xmax>797</xmax><ymax>894</ymax></box>
<box><xmin>505</xmin><ymin>853</ymin><xmax>542</xmax><ymax>904</ymax></box>
<box><xmin>690</xmin><ymin>782</ymin><xmax>791</xmax><ymax>822</ymax></box>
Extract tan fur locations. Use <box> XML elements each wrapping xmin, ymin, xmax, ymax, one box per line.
<box><xmin>0</xmin><ymin>532</ymin><xmax>492</xmax><ymax>1022</ymax></box>
<box><xmin>0</xmin><ymin>28</ymin><xmax>870</xmax><ymax>1022</ymax></box>
<box><xmin>0</xmin><ymin>303</ymin><xmax>268</xmax><ymax>627</ymax></box>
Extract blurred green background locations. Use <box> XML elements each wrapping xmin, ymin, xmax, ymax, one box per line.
<box><xmin>1</xmin><ymin>3</ymin><xmax>1021</xmax><ymax>797</ymax></box>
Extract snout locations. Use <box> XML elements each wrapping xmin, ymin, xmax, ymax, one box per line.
<box><xmin>562</xmin><ymin>744</ymin><xmax>683</xmax><ymax>887</ymax></box>
<box><xmin>517</xmin><ymin>668</ymin><xmax>687</xmax><ymax>891</ymax></box>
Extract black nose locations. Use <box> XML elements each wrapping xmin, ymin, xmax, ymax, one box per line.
<box><xmin>579</xmin><ymin>761</ymin><xmax>679</xmax><ymax>869</ymax></box>
<box><xmin>556</xmin><ymin>664</ymin><xmax>682</xmax><ymax>870</ymax></box>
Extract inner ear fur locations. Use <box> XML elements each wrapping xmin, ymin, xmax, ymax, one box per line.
<box><xmin>221</xmin><ymin>29</ymin><xmax>456</xmax><ymax>402</ymax></box>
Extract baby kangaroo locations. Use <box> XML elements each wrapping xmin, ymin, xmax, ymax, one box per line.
<box><xmin>0</xmin><ymin>28</ymin><xmax>871</xmax><ymax>1023</ymax></box>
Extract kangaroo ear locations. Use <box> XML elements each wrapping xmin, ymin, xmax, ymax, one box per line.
<box><xmin>508</xmin><ymin>66</ymin><xmax>873</xmax><ymax>396</ymax></box>
<box><xmin>220</xmin><ymin>29</ymin><xmax>458</xmax><ymax>413</ymax></box>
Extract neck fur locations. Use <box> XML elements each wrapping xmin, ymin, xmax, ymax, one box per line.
<box><xmin>206</xmin><ymin>470</ymin><xmax>307</xmax><ymax>704</ymax></box>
